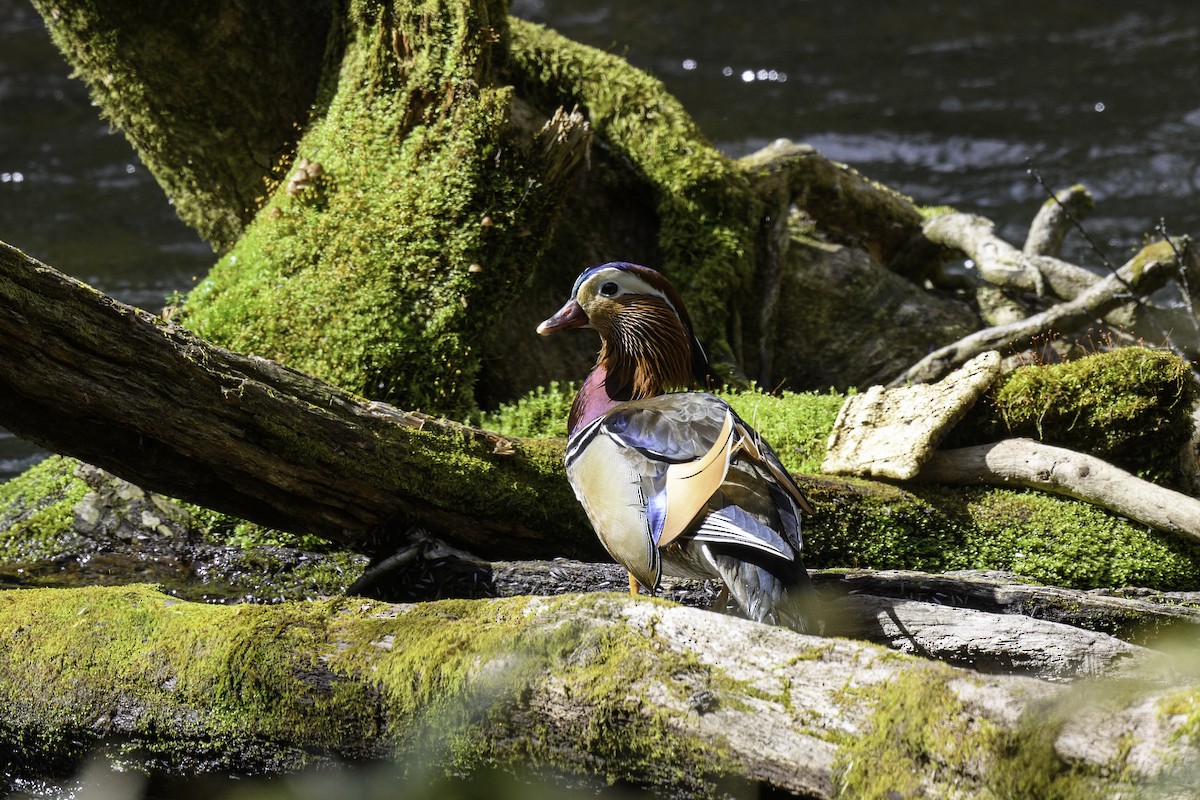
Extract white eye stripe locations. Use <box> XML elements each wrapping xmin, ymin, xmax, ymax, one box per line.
<box><xmin>579</xmin><ymin>268</ymin><xmax>675</xmax><ymax>311</ymax></box>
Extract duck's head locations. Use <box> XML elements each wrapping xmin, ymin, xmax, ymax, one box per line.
<box><xmin>538</xmin><ymin>262</ymin><xmax>708</xmax><ymax>400</ymax></box>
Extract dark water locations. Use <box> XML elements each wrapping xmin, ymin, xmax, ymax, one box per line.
<box><xmin>2</xmin><ymin>0</ymin><xmax>1199</xmax><ymax>479</ymax></box>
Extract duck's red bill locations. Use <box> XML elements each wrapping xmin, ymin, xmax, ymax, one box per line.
<box><xmin>537</xmin><ymin>299</ymin><xmax>588</xmax><ymax>334</ymax></box>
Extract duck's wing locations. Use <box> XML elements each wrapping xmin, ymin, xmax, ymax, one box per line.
<box><xmin>569</xmin><ymin>394</ymin><xmax>813</xmax><ymax>570</ymax></box>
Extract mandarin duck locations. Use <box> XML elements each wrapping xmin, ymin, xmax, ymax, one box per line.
<box><xmin>538</xmin><ymin>262</ymin><xmax>817</xmax><ymax>631</ymax></box>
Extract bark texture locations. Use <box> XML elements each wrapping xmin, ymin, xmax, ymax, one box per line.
<box><xmin>0</xmin><ymin>241</ymin><xmax>595</xmax><ymax>561</ymax></box>
<box><xmin>3</xmin><ymin>584</ymin><xmax>1197</xmax><ymax>798</ymax></box>
<box><xmin>919</xmin><ymin>439</ymin><xmax>1200</xmax><ymax>544</ymax></box>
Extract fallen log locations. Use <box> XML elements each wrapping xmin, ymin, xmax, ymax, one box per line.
<box><xmin>815</xmin><ymin>568</ymin><xmax>1200</xmax><ymax>643</ymax></box>
<box><xmin>2</xmin><ymin>584</ymin><xmax>1196</xmax><ymax>797</ymax></box>
<box><xmin>0</xmin><ymin>240</ymin><xmax>596</xmax><ymax>562</ymax></box>
<box><xmin>918</xmin><ymin>438</ymin><xmax>1200</xmax><ymax>546</ymax></box>
<box><xmin>491</xmin><ymin>560</ymin><xmax>1191</xmax><ymax>681</ymax></box>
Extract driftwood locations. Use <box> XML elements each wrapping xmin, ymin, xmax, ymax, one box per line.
<box><xmin>822</xmin><ymin>351</ymin><xmax>1000</xmax><ymax>480</ymax></box>
<box><xmin>1024</xmin><ymin>184</ymin><xmax>1096</xmax><ymax>260</ymax></box>
<box><xmin>919</xmin><ymin>438</ymin><xmax>1200</xmax><ymax>545</ymax></box>
<box><xmin>892</xmin><ymin>234</ymin><xmax>1192</xmax><ymax>386</ymax></box>
<box><xmin>491</xmin><ymin>560</ymin><xmax>1193</xmax><ymax>682</ymax></box>
<box><xmin>1</xmin><ymin>584</ymin><xmax>1197</xmax><ymax>798</ymax></box>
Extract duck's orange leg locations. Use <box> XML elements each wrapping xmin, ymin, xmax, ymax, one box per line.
<box><xmin>628</xmin><ymin>573</ymin><xmax>641</xmax><ymax>595</ymax></box>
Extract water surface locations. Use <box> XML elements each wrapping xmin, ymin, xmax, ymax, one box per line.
<box><xmin>2</xmin><ymin>0</ymin><xmax>1199</xmax><ymax>477</ymax></box>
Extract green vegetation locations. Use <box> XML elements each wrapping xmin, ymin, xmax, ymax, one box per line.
<box><xmin>0</xmin><ymin>586</ymin><xmax>750</xmax><ymax>791</ymax></box>
<box><xmin>180</xmin><ymin>0</ymin><xmax>569</xmax><ymax>417</ymax></box>
<box><xmin>471</xmin><ymin>380</ymin><xmax>576</xmax><ymax>439</ymax></box>
<box><xmin>835</xmin><ymin>666</ymin><xmax>1102</xmax><ymax>799</ymax></box>
<box><xmin>953</xmin><ymin>347</ymin><xmax>1194</xmax><ymax>487</ymax></box>
<box><xmin>805</xmin><ymin>483</ymin><xmax>1200</xmax><ymax>590</ymax></box>
<box><xmin>0</xmin><ymin>455</ymin><xmax>89</xmax><ymax>563</ymax></box>
<box><xmin>0</xmin><ymin>584</ymin><xmax>377</xmax><ymax>771</ymax></box>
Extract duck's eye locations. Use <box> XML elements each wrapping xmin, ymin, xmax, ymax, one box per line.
<box><xmin>599</xmin><ymin>281</ymin><xmax>619</xmax><ymax>297</ymax></box>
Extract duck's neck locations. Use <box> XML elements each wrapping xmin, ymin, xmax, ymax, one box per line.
<box><xmin>568</xmin><ymin>363</ymin><xmax>635</xmax><ymax>436</ymax></box>
<box><xmin>567</xmin><ymin>308</ymin><xmax>698</xmax><ymax>437</ymax></box>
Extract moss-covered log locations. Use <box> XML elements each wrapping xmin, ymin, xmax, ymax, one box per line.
<box><xmin>0</xmin><ymin>240</ymin><xmax>594</xmax><ymax>561</ymax></box>
<box><xmin>951</xmin><ymin>346</ymin><xmax>1196</xmax><ymax>487</ymax></box>
<box><xmin>3</xmin><ymin>584</ymin><xmax>1197</xmax><ymax>797</ymax></box>
<box><xmin>5</xmin><ymin>237</ymin><xmax>1200</xmax><ymax>590</ymax></box>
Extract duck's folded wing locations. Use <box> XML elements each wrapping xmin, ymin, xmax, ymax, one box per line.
<box><xmin>591</xmin><ymin>395</ymin><xmax>737</xmax><ymax>548</ymax></box>
<box><xmin>568</xmin><ymin>393</ymin><xmax>813</xmax><ymax>561</ymax></box>
<box><xmin>689</xmin><ymin>505</ymin><xmax>796</xmax><ymax>562</ymax></box>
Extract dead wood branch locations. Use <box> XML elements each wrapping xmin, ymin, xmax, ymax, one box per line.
<box><xmin>890</xmin><ymin>238</ymin><xmax>1189</xmax><ymax>385</ymax></box>
<box><xmin>925</xmin><ymin>210</ymin><xmax>1118</xmax><ymax>304</ymax></box>
<box><xmin>1024</xmin><ymin>184</ymin><xmax>1095</xmax><ymax>258</ymax></box>
<box><xmin>492</xmin><ymin>560</ymin><xmax>1188</xmax><ymax>681</ymax></box>
<box><xmin>815</xmin><ymin>569</ymin><xmax>1200</xmax><ymax>643</ymax></box>
<box><xmin>917</xmin><ymin>438</ymin><xmax>1200</xmax><ymax>545</ymax></box>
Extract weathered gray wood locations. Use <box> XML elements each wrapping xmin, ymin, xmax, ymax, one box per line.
<box><xmin>822</xmin><ymin>351</ymin><xmax>1000</xmax><ymax>479</ymax></box>
<box><xmin>816</xmin><ymin>568</ymin><xmax>1200</xmax><ymax>642</ymax></box>
<box><xmin>890</xmin><ymin>237</ymin><xmax>1188</xmax><ymax>385</ymax></box>
<box><xmin>1024</xmin><ymin>185</ymin><xmax>1095</xmax><ymax>259</ymax></box>
<box><xmin>2</xmin><ymin>584</ymin><xmax>1195</xmax><ymax>797</ymax></box>
<box><xmin>918</xmin><ymin>438</ymin><xmax>1200</xmax><ymax>546</ymax></box>
<box><xmin>491</xmin><ymin>560</ymin><xmax>1190</xmax><ymax>681</ymax></box>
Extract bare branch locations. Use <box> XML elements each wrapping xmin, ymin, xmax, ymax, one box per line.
<box><xmin>924</xmin><ymin>211</ymin><xmax>1101</xmax><ymax>301</ymax></box>
<box><xmin>889</xmin><ymin>238</ymin><xmax>1186</xmax><ymax>386</ymax></box>
<box><xmin>917</xmin><ymin>438</ymin><xmax>1200</xmax><ymax>545</ymax></box>
<box><xmin>1024</xmin><ymin>184</ymin><xmax>1096</xmax><ymax>258</ymax></box>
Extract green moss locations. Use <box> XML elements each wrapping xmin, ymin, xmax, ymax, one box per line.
<box><xmin>508</xmin><ymin>18</ymin><xmax>760</xmax><ymax>368</ymax></box>
<box><xmin>180</xmin><ymin>503</ymin><xmax>333</xmax><ymax>553</ymax></box>
<box><xmin>324</xmin><ymin>592</ymin><xmax>742</xmax><ymax>791</ymax></box>
<box><xmin>719</xmin><ymin>387</ymin><xmax>848</xmax><ymax>475</ymax></box>
<box><xmin>0</xmin><ymin>585</ymin><xmax>378</xmax><ymax>769</ymax></box>
<box><xmin>1160</xmin><ymin>683</ymin><xmax>1200</xmax><ymax>748</ymax></box>
<box><xmin>835</xmin><ymin>666</ymin><xmax>1099</xmax><ymax>799</ymax></box>
<box><xmin>953</xmin><ymin>347</ymin><xmax>1194</xmax><ymax>487</ymax></box>
<box><xmin>0</xmin><ymin>586</ymin><xmax>781</xmax><ymax>789</ymax></box>
<box><xmin>0</xmin><ymin>456</ymin><xmax>89</xmax><ymax>562</ymax></box>
<box><xmin>471</xmin><ymin>380</ymin><xmax>577</xmax><ymax>439</ymax></box>
<box><xmin>804</xmin><ymin>483</ymin><xmax>1200</xmax><ymax>590</ymax></box>
<box><xmin>958</xmin><ymin>489</ymin><xmax>1200</xmax><ymax>589</ymax></box>
<box><xmin>180</xmin><ymin>0</ymin><xmax>570</xmax><ymax>417</ymax></box>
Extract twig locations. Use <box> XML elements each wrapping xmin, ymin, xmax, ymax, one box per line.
<box><xmin>891</xmin><ymin>238</ymin><xmax>1185</xmax><ymax>386</ymax></box>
